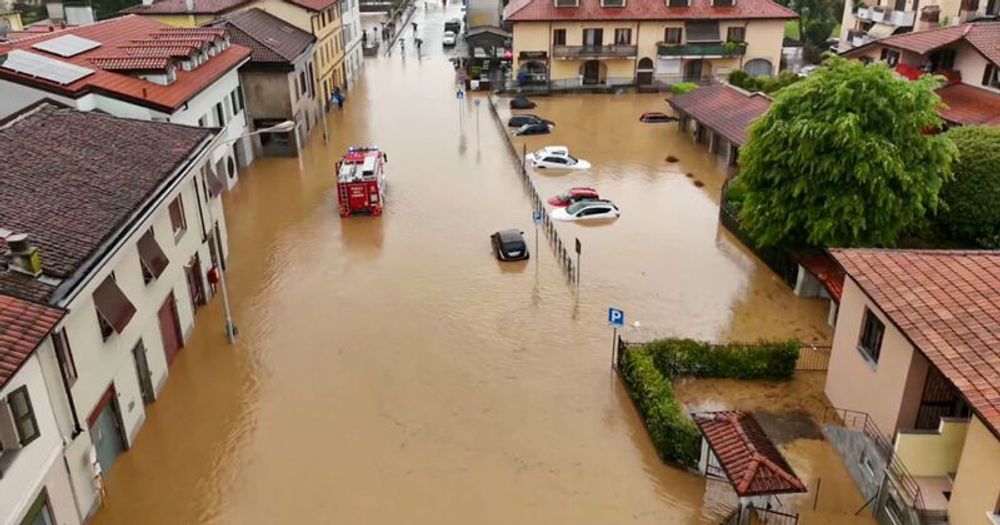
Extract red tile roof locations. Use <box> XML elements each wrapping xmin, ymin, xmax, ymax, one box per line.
<box><xmin>504</xmin><ymin>0</ymin><xmax>797</xmax><ymax>22</ymax></box>
<box><xmin>0</xmin><ymin>16</ymin><xmax>250</xmax><ymax>113</ymax></box>
<box><xmin>121</xmin><ymin>0</ymin><xmax>249</xmax><ymax>15</ymax></box>
<box><xmin>693</xmin><ymin>411</ymin><xmax>807</xmax><ymax>497</ymax></box>
<box><xmin>284</xmin><ymin>0</ymin><xmax>341</xmax><ymax>12</ymax></box>
<box><xmin>936</xmin><ymin>83</ymin><xmax>1000</xmax><ymax>126</ymax></box>
<box><xmin>0</xmin><ymin>294</ymin><xmax>65</xmax><ymax>390</ymax></box>
<box><xmin>666</xmin><ymin>83</ymin><xmax>772</xmax><ymax>146</ymax></box>
<box><xmin>831</xmin><ymin>249</ymin><xmax>1000</xmax><ymax>436</ymax></box>
<box><xmin>0</xmin><ymin>102</ymin><xmax>212</xmax><ymax>297</ymax></box>
<box><xmin>795</xmin><ymin>252</ymin><xmax>845</xmax><ymax>301</ymax></box>
<box><xmin>212</xmin><ymin>8</ymin><xmax>315</xmax><ymax>65</ymax></box>
<box><xmin>90</xmin><ymin>56</ymin><xmax>175</xmax><ymax>71</ymax></box>
<box><xmin>843</xmin><ymin>21</ymin><xmax>1000</xmax><ymax>65</ymax></box>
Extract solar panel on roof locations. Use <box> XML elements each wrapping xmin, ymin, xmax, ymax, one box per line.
<box><xmin>31</xmin><ymin>34</ymin><xmax>102</xmax><ymax>57</ymax></box>
<box><xmin>0</xmin><ymin>50</ymin><xmax>95</xmax><ymax>85</ymax></box>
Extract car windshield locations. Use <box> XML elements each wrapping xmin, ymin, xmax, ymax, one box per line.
<box><xmin>566</xmin><ymin>201</ymin><xmax>591</xmax><ymax>214</ymax></box>
<box><xmin>503</xmin><ymin>240</ymin><xmax>526</xmax><ymax>252</ymax></box>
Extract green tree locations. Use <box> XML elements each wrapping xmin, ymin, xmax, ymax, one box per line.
<box><xmin>936</xmin><ymin>126</ymin><xmax>1000</xmax><ymax>248</ymax></box>
<box><xmin>735</xmin><ymin>57</ymin><xmax>957</xmax><ymax>248</ymax></box>
<box><xmin>795</xmin><ymin>0</ymin><xmax>838</xmax><ymax>62</ymax></box>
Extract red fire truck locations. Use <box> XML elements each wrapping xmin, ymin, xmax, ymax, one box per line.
<box><xmin>336</xmin><ymin>146</ymin><xmax>388</xmax><ymax>217</ymax></box>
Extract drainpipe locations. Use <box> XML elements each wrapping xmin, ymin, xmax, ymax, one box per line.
<box><xmin>547</xmin><ymin>21</ymin><xmax>552</xmax><ymax>90</ymax></box>
<box><xmin>738</xmin><ymin>20</ymin><xmax>749</xmax><ymax>71</ymax></box>
<box><xmin>633</xmin><ymin>20</ymin><xmax>639</xmax><ymax>86</ymax></box>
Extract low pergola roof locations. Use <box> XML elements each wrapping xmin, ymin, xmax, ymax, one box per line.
<box><xmin>694</xmin><ymin>411</ymin><xmax>807</xmax><ymax>498</ymax></box>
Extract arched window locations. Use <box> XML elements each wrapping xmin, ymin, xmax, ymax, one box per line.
<box><xmin>637</xmin><ymin>57</ymin><xmax>654</xmax><ymax>70</ymax></box>
<box><xmin>743</xmin><ymin>59</ymin><xmax>773</xmax><ymax>77</ymax></box>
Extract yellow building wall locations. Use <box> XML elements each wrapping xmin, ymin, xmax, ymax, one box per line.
<box><xmin>948</xmin><ymin>416</ymin><xmax>1000</xmax><ymax>524</ymax></box>
<box><xmin>512</xmin><ymin>22</ymin><xmax>551</xmax><ymax>72</ymax></box>
<box><xmin>894</xmin><ymin>419</ymin><xmax>970</xmax><ymax>477</ymax></box>
<box><xmin>1</xmin><ymin>11</ymin><xmax>24</xmax><ymax>31</ymax></box>
<box><xmin>139</xmin><ymin>13</ymin><xmax>198</xmax><ymax>26</ymax></box>
<box><xmin>740</xmin><ymin>19</ymin><xmax>785</xmax><ymax>75</ymax></box>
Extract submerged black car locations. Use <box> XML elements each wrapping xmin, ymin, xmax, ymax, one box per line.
<box><xmin>509</xmin><ymin>95</ymin><xmax>537</xmax><ymax>109</ymax></box>
<box><xmin>513</xmin><ymin>123</ymin><xmax>551</xmax><ymax>136</ymax></box>
<box><xmin>491</xmin><ymin>229</ymin><xmax>529</xmax><ymax>261</ymax></box>
<box><xmin>507</xmin><ymin>114</ymin><xmax>554</xmax><ymax>128</ymax></box>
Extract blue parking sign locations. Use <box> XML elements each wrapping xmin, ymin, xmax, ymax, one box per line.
<box><xmin>532</xmin><ymin>210</ymin><xmax>542</xmax><ymax>225</ymax></box>
<box><xmin>608</xmin><ymin>307</ymin><xmax>625</xmax><ymax>328</ymax></box>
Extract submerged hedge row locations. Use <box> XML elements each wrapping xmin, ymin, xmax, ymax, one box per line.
<box><xmin>619</xmin><ymin>338</ymin><xmax>799</xmax><ymax>467</ymax></box>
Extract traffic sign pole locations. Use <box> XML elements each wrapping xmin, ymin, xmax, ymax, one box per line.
<box><xmin>608</xmin><ymin>307</ymin><xmax>625</xmax><ymax>368</ymax></box>
<box><xmin>532</xmin><ymin>210</ymin><xmax>542</xmax><ymax>272</ymax></box>
<box><xmin>575</xmin><ymin>237</ymin><xmax>582</xmax><ymax>294</ymax></box>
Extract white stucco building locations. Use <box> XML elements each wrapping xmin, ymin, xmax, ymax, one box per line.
<box><xmin>0</xmin><ymin>102</ymin><xmax>231</xmax><ymax>520</ymax></box>
<box><xmin>0</xmin><ymin>15</ymin><xmax>254</xmax><ymax>188</ymax></box>
<box><xmin>340</xmin><ymin>0</ymin><xmax>363</xmax><ymax>90</ymax></box>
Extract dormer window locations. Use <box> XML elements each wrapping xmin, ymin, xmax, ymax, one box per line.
<box><xmin>714</xmin><ymin>0</ymin><xmax>734</xmax><ymax>6</ymax></box>
<box><xmin>667</xmin><ymin>0</ymin><xmax>689</xmax><ymax>7</ymax></box>
<box><xmin>555</xmin><ymin>0</ymin><xmax>579</xmax><ymax>6</ymax></box>
<box><xmin>602</xmin><ymin>0</ymin><xmax>625</xmax><ymax>6</ymax></box>
<box><xmin>166</xmin><ymin>65</ymin><xmax>177</xmax><ymax>84</ymax></box>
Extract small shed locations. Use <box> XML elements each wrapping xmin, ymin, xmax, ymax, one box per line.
<box><xmin>666</xmin><ymin>84</ymin><xmax>772</xmax><ymax>167</ymax></box>
<box><xmin>694</xmin><ymin>411</ymin><xmax>807</xmax><ymax>524</ymax></box>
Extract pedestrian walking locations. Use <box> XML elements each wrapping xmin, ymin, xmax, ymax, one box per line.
<box><xmin>399</xmin><ymin>39</ymin><xmax>405</xmax><ymax>53</ymax></box>
<box><xmin>411</xmin><ymin>22</ymin><xmax>417</xmax><ymax>32</ymax></box>
<box><xmin>416</xmin><ymin>38</ymin><xmax>423</xmax><ymax>53</ymax></box>
<box><xmin>332</xmin><ymin>87</ymin><xmax>344</xmax><ymax>110</ymax></box>
<box><xmin>362</xmin><ymin>31</ymin><xmax>368</xmax><ymax>46</ymax></box>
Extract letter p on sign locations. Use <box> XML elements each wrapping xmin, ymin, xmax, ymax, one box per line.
<box><xmin>608</xmin><ymin>307</ymin><xmax>625</xmax><ymax>328</ymax></box>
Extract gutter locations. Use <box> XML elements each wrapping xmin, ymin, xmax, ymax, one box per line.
<box><xmin>50</xmin><ymin>130</ymin><xmax>224</xmax><ymax>306</ymax></box>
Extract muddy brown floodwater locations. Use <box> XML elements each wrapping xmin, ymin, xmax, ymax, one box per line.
<box><xmin>92</xmin><ymin>4</ymin><xmax>840</xmax><ymax>524</ymax></box>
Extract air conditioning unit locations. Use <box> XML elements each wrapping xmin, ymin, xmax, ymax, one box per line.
<box><xmin>0</xmin><ymin>399</ymin><xmax>22</xmax><ymax>452</ymax></box>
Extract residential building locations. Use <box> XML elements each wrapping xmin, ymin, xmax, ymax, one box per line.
<box><xmin>0</xmin><ymin>16</ymin><xmax>254</xmax><ymax>188</ymax></box>
<box><xmin>0</xmin><ymin>9</ymin><xmax>24</xmax><ymax>33</ymax></box>
<box><xmin>467</xmin><ymin>0</ymin><xmax>507</xmax><ymax>28</ymax></box>
<box><xmin>121</xmin><ymin>0</ymin><xmax>252</xmax><ymax>27</ymax></box>
<box><xmin>0</xmin><ymin>101</ymin><xmax>231</xmax><ymax>519</ymax></box>
<box><xmin>0</xmin><ymin>295</ymin><xmax>81</xmax><ymax>525</ymax></box>
<box><xmin>824</xmin><ymin>249</ymin><xmax>1000</xmax><ymax>525</ymax></box>
<box><xmin>838</xmin><ymin>0</ymin><xmax>998</xmax><ymax>51</ymax></box>
<box><xmin>503</xmin><ymin>0</ymin><xmax>796</xmax><ymax>89</ymax></box>
<box><xmin>339</xmin><ymin>0</ymin><xmax>362</xmax><ymax>90</ymax></box>
<box><xmin>211</xmin><ymin>8</ymin><xmax>319</xmax><ymax>155</ymax></box>
<box><xmin>841</xmin><ymin>20</ymin><xmax>1000</xmax><ymax>126</ymax></box>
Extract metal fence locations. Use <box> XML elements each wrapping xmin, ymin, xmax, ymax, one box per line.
<box><xmin>487</xmin><ymin>96</ymin><xmax>578</xmax><ymax>284</ymax></box>
<box><xmin>718</xmin><ymin>180</ymin><xmax>800</xmax><ymax>289</ymax></box>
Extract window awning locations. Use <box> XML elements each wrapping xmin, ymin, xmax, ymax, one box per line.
<box><xmin>868</xmin><ymin>23</ymin><xmax>897</xmax><ymax>39</ymax></box>
<box><xmin>93</xmin><ymin>276</ymin><xmax>136</xmax><ymax>334</ymax></box>
<box><xmin>137</xmin><ymin>230</ymin><xmax>169</xmax><ymax>279</ymax></box>
<box><xmin>206</xmin><ymin>163</ymin><xmax>225</xmax><ymax>198</ymax></box>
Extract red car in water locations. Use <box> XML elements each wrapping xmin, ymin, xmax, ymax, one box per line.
<box><xmin>547</xmin><ymin>187</ymin><xmax>599</xmax><ymax>207</ymax></box>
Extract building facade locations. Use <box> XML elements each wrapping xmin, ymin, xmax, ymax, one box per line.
<box><xmin>824</xmin><ymin>249</ymin><xmax>1000</xmax><ymax>525</ymax></box>
<box><xmin>213</xmin><ymin>8</ymin><xmax>320</xmax><ymax>155</ymax></box>
<box><xmin>0</xmin><ymin>296</ymin><xmax>80</xmax><ymax>525</ymax></box>
<box><xmin>120</xmin><ymin>0</ymin><xmax>251</xmax><ymax>27</ymax></box>
<box><xmin>838</xmin><ymin>0</ymin><xmax>999</xmax><ymax>51</ymax></box>
<box><xmin>0</xmin><ymin>102</ymin><xmax>231</xmax><ymax>519</ymax></box>
<box><xmin>504</xmin><ymin>0</ymin><xmax>795</xmax><ymax>89</ymax></box>
<box><xmin>340</xmin><ymin>0</ymin><xmax>362</xmax><ymax>90</ymax></box>
<box><xmin>841</xmin><ymin>20</ymin><xmax>1000</xmax><ymax>126</ymax></box>
<box><xmin>0</xmin><ymin>16</ymin><xmax>255</xmax><ymax>188</ymax></box>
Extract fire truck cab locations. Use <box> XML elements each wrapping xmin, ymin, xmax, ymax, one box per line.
<box><xmin>336</xmin><ymin>146</ymin><xmax>388</xmax><ymax>217</ymax></box>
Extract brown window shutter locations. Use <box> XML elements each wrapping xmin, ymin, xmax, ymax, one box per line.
<box><xmin>93</xmin><ymin>276</ymin><xmax>137</xmax><ymax>334</ymax></box>
<box><xmin>206</xmin><ymin>164</ymin><xmax>225</xmax><ymax>198</ymax></box>
<box><xmin>137</xmin><ymin>230</ymin><xmax>169</xmax><ymax>279</ymax></box>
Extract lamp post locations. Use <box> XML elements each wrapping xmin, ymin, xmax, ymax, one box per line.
<box><xmin>211</xmin><ymin>120</ymin><xmax>294</xmax><ymax>343</ymax></box>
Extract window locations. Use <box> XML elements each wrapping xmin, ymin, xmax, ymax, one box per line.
<box><xmin>602</xmin><ymin>0</ymin><xmax>625</xmax><ymax>6</ymax></box>
<box><xmin>858</xmin><ymin>308</ymin><xmax>885</xmax><ymax>363</ymax></box>
<box><xmin>198</xmin><ymin>114</ymin><xmax>207</xmax><ymax>127</ymax></box>
<box><xmin>53</xmin><ymin>329</ymin><xmax>77</xmax><ymax>386</ymax></box>
<box><xmin>214</xmin><ymin>101</ymin><xmax>225</xmax><ymax>126</ymax></box>
<box><xmin>880</xmin><ymin>48</ymin><xmax>900</xmax><ymax>67</ymax></box>
<box><xmin>982</xmin><ymin>64</ymin><xmax>1000</xmax><ymax>89</ymax></box>
<box><xmin>8</xmin><ymin>386</ymin><xmax>39</xmax><ymax>446</ymax></box>
<box><xmin>137</xmin><ymin>229</ymin><xmax>169</xmax><ymax>284</ymax></box>
<box><xmin>726</xmin><ymin>26</ymin><xmax>745</xmax><ymax>42</ymax></box>
<box><xmin>714</xmin><ymin>0</ymin><xmax>734</xmax><ymax>5</ymax></box>
<box><xmin>614</xmin><ymin>28</ymin><xmax>632</xmax><ymax>45</ymax></box>
<box><xmin>685</xmin><ymin>21</ymin><xmax>720</xmax><ymax>41</ymax></box>
<box><xmin>169</xmin><ymin>195</ymin><xmax>187</xmax><ymax>240</ymax></box>
<box><xmin>555</xmin><ymin>0</ymin><xmax>579</xmax><ymax>6</ymax></box>
<box><xmin>299</xmin><ymin>71</ymin><xmax>307</xmax><ymax>95</ymax></box>
<box><xmin>664</xmin><ymin>27</ymin><xmax>683</xmax><ymax>44</ymax></box>
<box><xmin>553</xmin><ymin>29</ymin><xmax>566</xmax><ymax>45</ymax></box>
<box><xmin>93</xmin><ymin>275</ymin><xmax>135</xmax><ymax>340</ymax></box>
<box><xmin>668</xmin><ymin>0</ymin><xmax>688</xmax><ymax>7</ymax></box>
<box><xmin>19</xmin><ymin>489</ymin><xmax>54</xmax><ymax>525</ymax></box>
<box><xmin>582</xmin><ymin>28</ymin><xmax>603</xmax><ymax>46</ymax></box>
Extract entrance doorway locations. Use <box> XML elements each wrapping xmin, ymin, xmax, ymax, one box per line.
<box><xmin>185</xmin><ymin>254</ymin><xmax>205</xmax><ymax>310</ymax></box>
<box><xmin>684</xmin><ymin>59</ymin><xmax>704</xmax><ymax>82</ymax></box>
<box><xmin>132</xmin><ymin>341</ymin><xmax>155</xmax><ymax>405</ymax></box>
<box><xmin>637</xmin><ymin>57</ymin><xmax>654</xmax><ymax>85</ymax></box>
<box><xmin>158</xmin><ymin>293</ymin><xmax>183</xmax><ymax>365</ymax></box>
<box><xmin>583</xmin><ymin>60</ymin><xmax>601</xmax><ymax>85</ymax></box>
<box><xmin>88</xmin><ymin>388</ymin><xmax>126</xmax><ymax>474</ymax></box>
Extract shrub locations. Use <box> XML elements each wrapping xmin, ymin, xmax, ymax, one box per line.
<box><xmin>936</xmin><ymin>126</ymin><xmax>1000</xmax><ymax>248</ymax></box>
<box><xmin>618</xmin><ymin>338</ymin><xmax>800</xmax><ymax>467</ymax></box>
<box><xmin>671</xmin><ymin>82</ymin><xmax>699</xmax><ymax>95</ymax></box>
<box><xmin>729</xmin><ymin>70</ymin><xmax>801</xmax><ymax>94</ymax></box>
<box><xmin>619</xmin><ymin>350</ymin><xmax>701</xmax><ymax>466</ymax></box>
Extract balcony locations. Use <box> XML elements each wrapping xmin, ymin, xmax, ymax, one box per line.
<box><xmin>657</xmin><ymin>41</ymin><xmax>746</xmax><ymax>58</ymax></box>
<box><xmin>855</xmin><ymin>5</ymin><xmax>915</xmax><ymax>26</ymax></box>
<box><xmin>551</xmin><ymin>44</ymin><xmax>638</xmax><ymax>59</ymax></box>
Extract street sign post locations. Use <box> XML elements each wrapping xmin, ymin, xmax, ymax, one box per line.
<box><xmin>575</xmin><ymin>237</ymin><xmax>582</xmax><ymax>293</ymax></box>
<box><xmin>608</xmin><ymin>307</ymin><xmax>624</xmax><ymax>367</ymax></box>
<box><xmin>533</xmin><ymin>210</ymin><xmax>542</xmax><ymax>271</ymax></box>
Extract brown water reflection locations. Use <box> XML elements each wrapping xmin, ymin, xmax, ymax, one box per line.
<box><xmin>93</xmin><ymin>5</ymin><xmax>837</xmax><ymax>524</ymax></box>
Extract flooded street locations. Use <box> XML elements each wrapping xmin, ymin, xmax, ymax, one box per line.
<box><xmin>92</xmin><ymin>4</ymin><xmax>841</xmax><ymax>524</ymax></box>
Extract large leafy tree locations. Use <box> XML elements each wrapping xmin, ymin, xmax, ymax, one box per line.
<box><xmin>794</xmin><ymin>0</ymin><xmax>838</xmax><ymax>63</ymax></box>
<box><xmin>936</xmin><ymin>126</ymin><xmax>1000</xmax><ymax>248</ymax></box>
<box><xmin>734</xmin><ymin>57</ymin><xmax>956</xmax><ymax>248</ymax></box>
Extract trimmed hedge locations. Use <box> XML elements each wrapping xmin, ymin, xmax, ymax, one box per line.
<box><xmin>670</xmin><ymin>82</ymin><xmax>699</xmax><ymax>95</ymax></box>
<box><xmin>619</xmin><ymin>338</ymin><xmax>799</xmax><ymax>467</ymax></box>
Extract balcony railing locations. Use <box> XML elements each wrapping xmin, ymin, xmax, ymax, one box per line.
<box><xmin>657</xmin><ymin>41</ymin><xmax>746</xmax><ymax>57</ymax></box>
<box><xmin>551</xmin><ymin>44</ymin><xmax>638</xmax><ymax>59</ymax></box>
<box><xmin>856</xmin><ymin>5</ymin><xmax>915</xmax><ymax>26</ymax></box>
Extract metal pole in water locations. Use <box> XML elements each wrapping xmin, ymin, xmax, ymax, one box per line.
<box><xmin>611</xmin><ymin>327</ymin><xmax>618</xmax><ymax>368</ymax></box>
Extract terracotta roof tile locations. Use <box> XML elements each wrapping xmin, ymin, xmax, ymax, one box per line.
<box><xmin>0</xmin><ymin>294</ymin><xmax>64</xmax><ymax>390</ymax></box>
<box><xmin>0</xmin><ymin>16</ymin><xmax>251</xmax><ymax>113</ymax></box>
<box><xmin>843</xmin><ymin>21</ymin><xmax>1000</xmax><ymax>65</ymax></box>
<box><xmin>666</xmin><ymin>83</ymin><xmax>772</xmax><ymax>146</ymax></box>
<box><xmin>90</xmin><ymin>56</ymin><xmax>175</xmax><ymax>71</ymax></box>
<box><xmin>694</xmin><ymin>411</ymin><xmax>807</xmax><ymax>497</ymax></box>
<box><xmin>936</xmin><ymin>83</ymin><xmax>1000</xmax><ymax>126</ymax></box>
<box><xmin>212</xmin><ymin>8</ymin><xmax>315</xmax><ymax>65</ymax></box>
<box><xmin>0</xmin><ymin>102</ymin><xmax>212</xmax><ymax>297</ymax></box>
<box><xmin>504</xmin><ymin>0</ymin><xmax>797</xmax><ymax>21</ymax></box>
<box><xmin>795</xmin><ymin>253</ymin><xmax>845</xmax><ymax>301</ymax></box>
<box><xmin>121</xmin><ymin>0</ymin><xmax>249</xmax><ymax>15</ymax></box>
<box><xmin>831</xmin><ymin>249</ymin><xmax>1000</xmax><ymax>436</ymax></box>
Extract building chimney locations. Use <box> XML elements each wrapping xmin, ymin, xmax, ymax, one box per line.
<box><xmin>185</xmin><ymin>0</ymin><xmax>194</xmax><ymax>11</ymax></box>
<box><xmin>4</xmin><ymin>233</ymin><xmax>43</xmax><ymax>277</ymax></box>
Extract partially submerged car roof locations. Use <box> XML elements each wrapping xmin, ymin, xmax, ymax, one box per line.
<box><xmin>539</xmin><ymin>146</ymin><xmax>569</xmax><ymax>155</ymax></box>
<box><xmin>498</xmin><ymin>229</ymin><xmax>524</xmax><ymax>242</ymax></box>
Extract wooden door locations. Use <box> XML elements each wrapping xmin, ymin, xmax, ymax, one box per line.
<box><xmin>158</xmin><ymin>293</ymin><xmax>183</xmax><ymax>365</ymax></box>
<box><xmin>185</xmin><ymin>254</ymin><xmax>205</xmax><ymax>309</ymax></box>
<box><xmin>583</xmin><ymin>61</ymin><xmax>600</xmax><ymax>84</ymax></box>
<box><xmin>88</xmin><ymin>388</ymin><xmax>126</xmax><ymax>474</ymax></box>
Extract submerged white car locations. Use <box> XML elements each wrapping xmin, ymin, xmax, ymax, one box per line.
<box><xmin>550</xmin><ymin>199</ymin><xmax>620</xmax><ymax>221</ymax></box>
<box><xmin>525</xmin><ymin>146</ymin><xmax>591</xmax><ymax>170</ymax></box>
<box><xmin>442</xmin><ymin>31</ymin><xmax>457</xmax><ymax>47</ymax></box>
